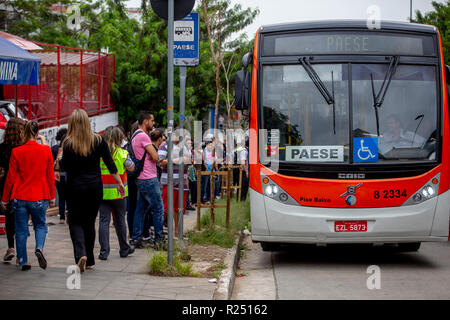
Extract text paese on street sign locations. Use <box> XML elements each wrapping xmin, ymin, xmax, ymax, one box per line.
<box><xmin>174</xmin><ymin>12</ymin><xmax>199</xmax><ymax>66</ymax></box>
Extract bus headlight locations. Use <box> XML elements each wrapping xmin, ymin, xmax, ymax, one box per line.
<box><xmin>265</xmin><ymin>185</ymin><xmax>273</xmax><ymax>196</ymax></box>
<box><xmin>402</xmin><ymin>173</ymin><xmax>440</xmax><ymax>206</ymax></box>
<box><xmin>421</xmin><ymin>185</ymin><xmax>435</xmax><ymax>199</ymax></box>
<box><xmin>260</xmin><ymin>174</ymin><xmax>298</xmax><ymax>205</ymax></box>
<box><xmin>272</xmin><ymin>185</ymin><xmax>279</xmax><ymax>195</ymax></box>
<box><xmin>265</xmin><ymin>184</ymin><xmax>279</xmax><ymax>197</ymax></box>
<box><xmin>279</xmin><ymin>193</ymin><xmax>288</xmax><ymax>202</ymax></box>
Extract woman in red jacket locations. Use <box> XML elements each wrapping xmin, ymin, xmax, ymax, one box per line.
<box><xmin>0</xmin><ymin>118</ymin><xmax>25</xmax><ymax>262</ymax></box>
<box><xmin>1</xmin><ymin>121</ymin><xmax>55</xmax><ymax>271</ymax></box>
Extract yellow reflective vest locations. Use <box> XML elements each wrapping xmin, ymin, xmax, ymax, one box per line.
<box><xmin>100</xmin><ymin>147</ymin><xmax>128</xmax><ymax>200</ymax></box>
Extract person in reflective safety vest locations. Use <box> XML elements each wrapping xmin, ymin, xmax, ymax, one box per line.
<box><xmin>99</xmin><ymin>127</ymin><xmax>135</xmax><ymax>260</ymax></box>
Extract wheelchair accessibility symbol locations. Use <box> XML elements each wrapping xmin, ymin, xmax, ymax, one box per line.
<box><xmin>353</xmin><ymin>137</ymin><xmax>378</xmax><ymax>163</ymax></box>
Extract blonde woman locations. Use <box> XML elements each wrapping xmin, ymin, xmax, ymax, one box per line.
<box><xmin>98</xmin><ymin>126</ymin><xmax>135</xmax><ymax>260</ymax></box>
<box><xmin>59</xmin><ymin>109</ymin><xmax>125</xmax><ymax>272</ymax></box>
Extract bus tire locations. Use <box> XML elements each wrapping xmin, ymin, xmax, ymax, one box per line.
<box><xmin>260</xmin><ymin>242</ymin><xmax>279</xmax><ymax>252</ymax></box>
<box><xmin>397</xmin><ymin>242</ymin><xmax>421</xmax><ymax>252</ymax></box>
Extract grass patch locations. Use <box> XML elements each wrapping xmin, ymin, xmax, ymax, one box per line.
<box><xmin>148</xmin><ymin>242</ymin><xmax>198</xmax><ymax>277</ymax></box>
<box><xmin>187</xmin><ymin>227</ymin><xmax>236</xmax><ymax>248</ymax></box>
<box><xmin>186</xmin><ymin>198</ymin><xmax>250</xmax><ymax>248</ymax></box>
<box><xmin>211</xmin><ymin>262</ymin><xmax>227</xmax><ymax>279</ymax></box>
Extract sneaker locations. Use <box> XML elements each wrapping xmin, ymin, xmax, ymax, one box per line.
<box><xmin>129</xmin><ymin>239</ymin><xmax>143</xmax><ymax>249</ymax></box>
<box><xmin>215</xmin><ymin>196</ymin><xmax>220</xmax><ymax>200</ymax></box>
<box><xmin>98</xmin><ymin>255</ymin><xmax>107</xmax><ymax>261</ymax></box>
<box><xmin>142</xmin><ymin>237</ymin><xmax>153</xmax><ymax>246</ymax></box>
<box><xmin>77</xmin><ymin>256</ymin><xmax>87</xmax><ymax>273</ymax></box>
<box><xmin>21</xmin><ymin>264</ymin><xmax>31</xmax><ymax>271</ymax></box>
<box><xmin>186</xmin><ymin>205</ymin><xmax>195</xmax><ymax>211</ymax></box>
<box><xmin>59</xmin><ymin>219</ymin><xmax>65</xmax><ymax>224</ymax></box>
<box><xmin>3</xmin><ymin>248</ymin><xmax>15</xmax><ymax>262</ymax></box>
<box><xmin>120</xmin><ymin>245</ymin><xmax>135</xmax><ymax>258</ymax></box>
<box><xmin>35</xmin><ymin>249</ymin><xmax>47</xmax><ymax>270</ymax></box>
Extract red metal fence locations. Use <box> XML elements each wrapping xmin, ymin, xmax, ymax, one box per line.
<box><xmin>3</xmin><ymin>43</ymin><xmax>115</xmax><ymax>128</ymax></box>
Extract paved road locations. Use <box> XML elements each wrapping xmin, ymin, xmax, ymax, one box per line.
<box><xmin>233</xmin><ymin>237</ymin><xmax>450</xmax><ymax>300</ymax></box>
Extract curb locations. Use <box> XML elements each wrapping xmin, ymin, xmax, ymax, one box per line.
<box><xmin>213</xmin><ymin>231</ymin><xmax>244</xmax><ymax>300</ymax></box>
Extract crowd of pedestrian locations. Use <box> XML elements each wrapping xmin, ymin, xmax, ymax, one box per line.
<box><xmin>0</xmin><ymin>108</ymin><xmax>249</xmax><ymax>272</ymax></box>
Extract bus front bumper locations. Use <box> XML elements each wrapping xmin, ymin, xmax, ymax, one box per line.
<box><xmin>250</xmin><ymin>189</ymin><xmax>450</xmax><ymax>244</ymax></box>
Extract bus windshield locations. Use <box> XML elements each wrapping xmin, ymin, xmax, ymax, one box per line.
<box><xmin>261</xmin><ymin>63</ymin><xmax>438</xmax><ymax>164</ymax></box>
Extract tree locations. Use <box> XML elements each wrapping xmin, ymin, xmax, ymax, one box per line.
<box><xmin>200</xmin><ymin>0</ymin><xmax>258</xmax><ymax>132</ymax></box>
<box><xmin>414</xmin><ymin>0</ymin><xmax>450</xmax><ymax>64</ymax></box>
<box><xmin>0</xmin><ymin>0</ymin><xmax>258</xmax><ymax>131</ymax></box>
<box><xmin>0</xmin><ymin>0</ymin><xmax>82</xmax><ymax>47</ymax></box>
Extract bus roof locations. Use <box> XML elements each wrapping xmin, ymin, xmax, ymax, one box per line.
<box><xmin>259</xmin><ymin>20</ymin><xmax>437</xmax><ymax>35</ymax></box>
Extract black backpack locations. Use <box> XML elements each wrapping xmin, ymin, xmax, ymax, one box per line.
<box><xmin>126</xmin><ymin>130</ymin><xmax>147</xmax><ymax>180</ymax></box>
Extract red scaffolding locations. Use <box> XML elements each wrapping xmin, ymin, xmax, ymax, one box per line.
<box><xmin>3</xmin><ymin>42</ymin><xmax>116</xmax><ymax>128</ymax></box>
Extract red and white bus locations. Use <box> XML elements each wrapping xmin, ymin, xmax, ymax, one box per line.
<box><xmin>235</xmin><ymin>20</ymin><xmax>450</xmax><ymax>251</ymax></box>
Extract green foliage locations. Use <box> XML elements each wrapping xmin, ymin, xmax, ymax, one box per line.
<box><xmin>211</xmin><ymin>262</ymin><xmax>227</xmax><ymax>279</ymax></box>
<box><xmin>414</xmin><ymin>0</ymin><xmax>450</xmax><ymax>64</ymax></box>
<box><xmin>2</xmin><ymin>0</ymin><xmax>259</xmax><ymax>130</ymax></box>
<box><xmin>186</xmin><ymin>198</ymin><xmax>250</xmax><ymax>248</ymax></box>
<box><xmin>203</xmin><ymin>198</ymin><xmax>250</xmax><ymax>232</ymax></box>
<box><xmin>149</xmin><ymin>249</ymin><xmax>198</xmax><ymax>277</ymax></box>
<box><xmin>2</xmin><ymin>0</ymin><xmax>82</xmax><ymax>46</ymax></box>
<box><xmin>188</xmin><ymin>226</ymin><xmax>236</xmax><ymax>248</ymax></box>
<box><xmin>200</xmin><ymin>0</ymin><xmax>259</xmax><ymax>125</ymax></box>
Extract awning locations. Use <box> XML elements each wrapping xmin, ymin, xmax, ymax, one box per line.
<box><xmin>0</xmin><ymin>32</ymin><xmax>43</xmax><ymax>51</ymax></box>
<box><xmin>0</xmin><ymin>36</ymin><xmax>41</xmax><ymax>85</ymax></box>
<box><xmin>33</xmin><ymin>51</ymin><xmax>99</xmax><ymax>66</ymax></box>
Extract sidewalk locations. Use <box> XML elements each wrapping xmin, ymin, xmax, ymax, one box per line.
<box><xmin>0</xmin><ymin>208</ymin><xmax>216</xmax><ymax>300</ymax></box>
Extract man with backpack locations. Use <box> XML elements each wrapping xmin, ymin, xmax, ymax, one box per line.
<box><xmin>127</xmin><ymin>112</ymin><xmax>164</xmax><ymax>249</ymax></box>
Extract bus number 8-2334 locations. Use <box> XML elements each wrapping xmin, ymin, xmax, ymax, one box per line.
<box><xmin>374</xmin><ymin>189</ymin><xmax>407</xmax><ymax>199</ymax></box>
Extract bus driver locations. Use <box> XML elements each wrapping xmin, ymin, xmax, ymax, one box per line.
<box><xmin>379</xmin><ymin>114</ymin><xmax>426</xmax><ymax>155</ymax></box>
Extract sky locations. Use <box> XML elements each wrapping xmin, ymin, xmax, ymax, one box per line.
<box><xmin>125</xmin><ymin>0</ymin><xmax>444</xmax><ymax>41</ymax></box>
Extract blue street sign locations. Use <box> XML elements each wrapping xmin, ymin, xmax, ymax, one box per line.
<box><xmin>353</xmin><ymin>137</ymin><xmax>379</xmax><ymax>163</ymax></box>
<box><xmin>174</xmin><ymin>12</ymin><xmax>199</xmax><ymax>66</ymax></box>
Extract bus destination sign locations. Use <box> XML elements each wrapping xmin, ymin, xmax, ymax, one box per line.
<box><xmin>263</xmin><ymin>32</ymin><xmax>435</xmax><ymax>56</ymax></box>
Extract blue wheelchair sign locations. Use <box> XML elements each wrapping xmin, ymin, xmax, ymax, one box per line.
<box><xmin>353</xmin><ymin>137</ymin><xmax>378</xmax><ymax>163</ymax></box>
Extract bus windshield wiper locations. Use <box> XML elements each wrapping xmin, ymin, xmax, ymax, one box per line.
<box><xmin>300</xmin><ymin>57</ymin><xmax>336</xmax><ymax>134</ymax></box>
<box><xmin>370</xmin><ymin>56</ymin><xmax>400</xmax><ymax>136</ymax></box>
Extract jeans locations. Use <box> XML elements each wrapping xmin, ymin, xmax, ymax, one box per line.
<box><xmin>132</xmin><ymin>178</ymin><xmax>164</xmax><ymax>242</ymax></box>
<box><xmin>188</xmin><ymin>180</ymin><xmax>197</xmax><ymax>205</ymax></box>
<box><xmin>201</xmin><ymin>175</ymin><xmax>210</xmax><ymax>201</ymax></box>
<box><xmin>1</xmin><ymin>203</ymin><xmax>15</xmax><ymax>248</ymax></box>
<box><xmin>143</xmin><ymin>207</ymin><xmax>153</xmax><ymax>239</ymax></box>
<box><xmin>215</xmin><ymin>175</ymin><xmax>221</xmax><ymax>197</ymax></box>
<box><xmin>12</xmin><ymin>199</ymin><xmax>48</xmax><ymax>266</ymax></box>
<box><xmin>127</xmin><ymin>177</ymin><xmax>138</xmax><ymax>236</ymax></box>
<box><xmin>55</xmin><ymin>175</ymin><xmax>67</xmax><ymax>220</ymax></box>
<box><xmin>241</xmin><ymin>173</ymin><xmax>249</xmax><ymax>201</ymax></box>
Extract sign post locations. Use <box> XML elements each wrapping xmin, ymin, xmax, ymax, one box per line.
<box><xmin>167</xmin><ymin>0</ymin><xmax>175</xmax><ymax>265</ymax></box>
<box><xmin>174</xmin><ymin>12</ymin><xmax>199</xmax><ymax>239</ymax></box>
<box><xmin>150</xmin><ymin>0</ymin><xmax>195</xmax><ymax>265</ymax></box>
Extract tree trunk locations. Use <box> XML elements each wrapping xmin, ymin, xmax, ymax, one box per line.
<box><xmin>202</xmin><ymin>0</ymin><xmax>221</xmax><ymax>135</ymax></box>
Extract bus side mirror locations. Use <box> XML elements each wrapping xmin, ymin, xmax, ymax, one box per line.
<box><xmin>234</xmin><ymin>69</ymin><xmax>250</xmax><ymax>110</ymax></box>
<box><xmin>242</xmin><ymin>52</ymin><xmax>252</xmax><ymax>69</ymax></box>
